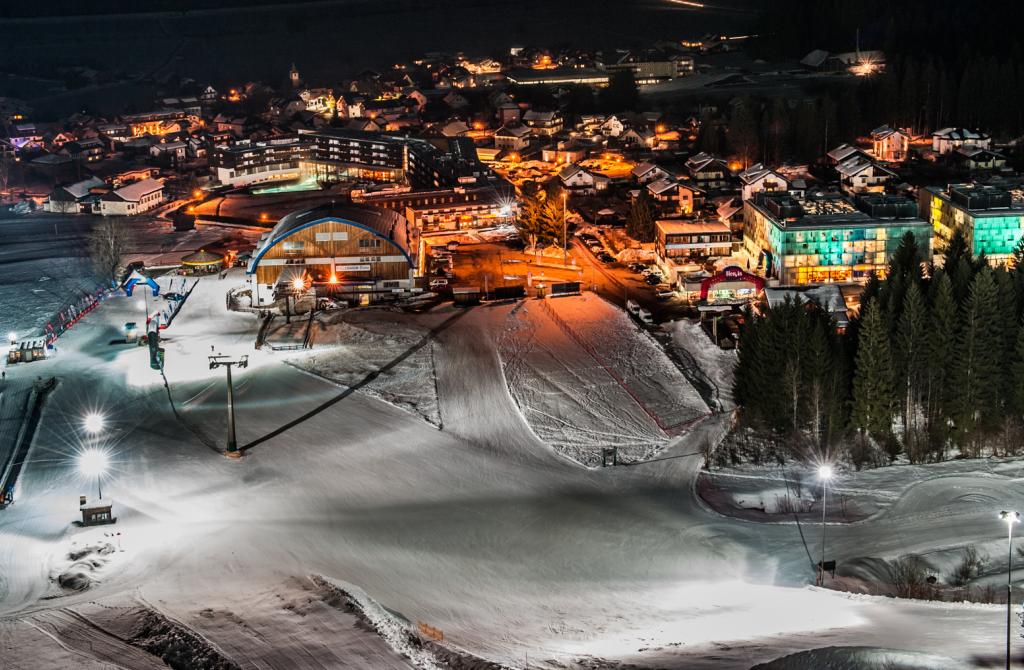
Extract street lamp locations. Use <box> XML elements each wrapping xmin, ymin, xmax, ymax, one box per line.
<box><xmin>1001</xmin><ymin>510</ymin><xmax>1020</xmax><ymax>670</ymax></box>
<box><xmin>817</xmin><ymin>464</ymin><xmax>834</xmax><ymax>586</ymax></box>
<box><xmin>78</xmin><ymin>448</ymin><xmax>108</xmax><ymax>500</ymax></box>
<box><xmin>561</xmin><ymin>189</ymin><xmax>568</xmax><ymax>266</ymax></box>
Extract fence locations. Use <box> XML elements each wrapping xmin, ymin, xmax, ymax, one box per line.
<box><xmin>43</xmin><ymin>285</ymin><xmax>109</xmax><ymax>345</ymax></box>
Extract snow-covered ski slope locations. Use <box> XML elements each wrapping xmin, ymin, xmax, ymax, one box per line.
<box><xmin>0</xmin><ymin>274</ymin><xmax>1018</xmax><ymax>669</ymax></box>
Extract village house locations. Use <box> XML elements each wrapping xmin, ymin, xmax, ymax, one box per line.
<box><xmin>494</xmin><ymin>124</ymin><xmax>531</xmax><ymax>152</ymax></box>
<box><xmin>836</xmin><ymin>156</ymin><xmax>896</xmax><ymax>194</ymax></box>
<box><xmin>684</xmin><ymin>152</ymin><xmax>731</xmax><ymax>190</ymax></box>
<box><xmin>738</xmin><ymin>163</ymin><xmax>789</xmax><ymax>201</ymax></box>
<box><xmin>559</xmin><ymin>164</ymin><xmax>610</xmax><ymax>195</ymax></box>
<box><xmin>522</xmin><ymin>110</ymin><xmax>563</xmax><ymax>136</ymax></box>
<box><xmin>631</xmin><ymin>162</ymin><xmax>671</xmax><ymax>185</ymax></box>
<box><xmin>932</xmin><ymin>127</ymin><xmax>992</xmax><ymax>155</ymax></box>
<box><xmin>647</xmin><ymin>178</ymin><xmax>703</xmax><ymax>215</ymax></box>
<box><xmin>98</xmin><ymin>178</ymin><xmax>165</xmax><ymax>216</ymax></box>
<box><xmin>953</xmin><ymin>145</ymin><xmax>1007</xmax><ymax>172</ymax></box>
<box><xmin>870</xmin><ymin>125</ymin><xmax>910</xmax><ymax>162</ymax></box>
<box><xmin>826</xmin><ymin>143</ymin><xmax>872</xmax><ymax>166</ymax></box>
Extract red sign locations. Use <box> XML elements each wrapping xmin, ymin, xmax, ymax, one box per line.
<box><xmin>700</xmin><ymin>266</ymin><xmax>765</xmax><ymax>300</ymax></box>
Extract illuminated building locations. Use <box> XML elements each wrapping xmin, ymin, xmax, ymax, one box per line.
<box><xmin>931</xmin><ymin>127</ymin><xmax>992</xmax><ymax>155</ymax></box>
<box><xmin>599</xmin><ymin>49</ymin><xmax>694</xmax><ymax>85</ymax></box>
<box><xmin>743</xmin><ymin>192</ymin><xmax>930</xmax><ymax>284</ymax></box>
<box><xmin>920</xmin><ymin>182</ymin><xmax>1024</xmax><ymax>265</ymax></box>
<box><xmin>98</xmin><ymin>178</ymin><xmax>165</xmax><ymax>216</ymax></box>
<box><xmin>120</xmin><ymin>109</ymin><xmax>188</xmax><ymax>138</ymax></box>
<box><xmin>356</xmin><ymin>185</ymin><xmax>516</xmax><ymax>234</ymax></box>
<box><xmin>505</xmin><ymin>68</ymin><xmax>609</xmax><ymax>88</ymax></box>
<box><xmin>655</xmin><ymin>220</ymin><xmax>733</xmax><ymax>280</ymax></box>
<box><xmin>870</xmin><ymin>125</ymin><xmax>909</xmax><ymax>162</ymax></box>
<box><xmin>247</xmin><ymin>204</ymin><xmax>416</xmax><ymax>307</ymax></box>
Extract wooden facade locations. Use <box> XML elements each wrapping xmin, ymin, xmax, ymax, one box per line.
<box><xmin>254</xmin><ymin>219</ymin><xmax>412</xmax><ymax>287</ymax></box>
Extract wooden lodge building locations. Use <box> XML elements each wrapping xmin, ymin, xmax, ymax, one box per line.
<box><xmin>246</xmin><ymin>204</ymin><xmax>416</xmax><ymax>306</ymax></box>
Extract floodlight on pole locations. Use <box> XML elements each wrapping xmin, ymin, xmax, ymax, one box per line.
<box><xmin>82</xmin><ymin>412</ymin><xmax>105</xmax><ymax>435</ymax></box>
<box><xmin>78</xmin><ymin>448</ymin><xmax>108</xmax><ymax>500</ymax></box>
<box><xmin>817</xmin><ymin>464</ymin><xmax>834</xmax><ymax>586</ymax></box>
<box><xmin>7</xmin><ymin>331</ymin><xmax>16</xmax><ymax>345</ymax></box>
<box><xmin>1001</xmin><ymin>510</ymin><xmax>1020</xmax><ymax>670</ymax></box>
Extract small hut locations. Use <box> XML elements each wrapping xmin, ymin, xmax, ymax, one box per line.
<box><xmin>180</xmin><ymin>249</ymin><xmax>225</xmax><ymax>275</ymax></box>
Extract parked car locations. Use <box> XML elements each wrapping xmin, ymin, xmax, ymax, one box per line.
<box><xmin>628</xmin><ymin>263</ymin><xmax>646</xmax><ymax>273</ymax></box>
<box><xmin>598</xmin><ymin>252</ymin><xmax>615</xmax><ymax>264</ymax></box>
<box><xmin>640</xmin><ymin>266</ymin><xmax>658</xmax><ymax>276</ymax></box>
<box><xmin>429</xmin><ymin>278</ymin><xmax>449</xmax><ymax>290</ymax></box>
<box><xmin>645</xmin><ymin>274</ymin><xmax>664</xmax><ymax>285</ymax></box>
<box><xmin>446</xmin><ymin>240</ymin><xmax>461</xmax><ymax>251</ymax></box>
<box><xmin>656</xmin><ymin>290</ymin><xmax>677</xmax><ymax>299</ymax></box>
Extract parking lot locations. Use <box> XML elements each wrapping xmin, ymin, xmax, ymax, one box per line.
<box><xmin>422</xmin><ymin>229</ymin><xmax>696</xmax><ymax>323</ymax></box>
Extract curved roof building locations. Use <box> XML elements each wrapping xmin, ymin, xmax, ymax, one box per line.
<box><xmin>247</xmin><ymin>203</ymin><xmax>417</xmax><ymax>306</ymax></box>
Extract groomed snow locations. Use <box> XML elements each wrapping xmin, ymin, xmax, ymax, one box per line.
<box><xmin>0</xmin><ymin>273</ymin><xmax>1021</xmax><ymax>669</ymax></box>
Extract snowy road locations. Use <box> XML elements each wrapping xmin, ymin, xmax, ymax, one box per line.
<box><xmin>0</xmin><ymin>276</ymin><xmax>1019</xmax><ymax>668</ymax></box>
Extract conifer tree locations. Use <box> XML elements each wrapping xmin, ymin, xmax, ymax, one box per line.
<box><xmin>926</xmin><ymin>271</ymin><xmax>957</xmax><ymax>458</ymax></box>
<box><xmin>895</xmin><ymin>281</ymin><xmax>928</xmax><ymax>460</ymax></box>
<box><xmin>852</xmin><ymin>299</ymin><xmax>896</xmax><ymax>452</ymax></box>
<box><xmin>953</xmin><ymin>269</ymin><xmax>1003</xmax><ymax>454</ymax></box>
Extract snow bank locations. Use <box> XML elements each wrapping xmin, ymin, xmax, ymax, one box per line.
<box><xmin>753</xmin><ymin>646</ymin><xmax>961</xmax><ymax>670</ymax></box>
<box><xmin>665</xmin><ymin>318</ymin><xmax>737</xmax><ymax>411</ymax></box>
<box><xmin>313</xmin><ymin>575</ymin><xmax>444</xmax><ymax>670</ymax></box>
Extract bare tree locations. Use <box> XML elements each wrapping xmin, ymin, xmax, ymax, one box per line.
<box><xmin>88</xmin><ymin>218</ymin><xmax>133</xmax><ymax>285</ymax></box>
<box><xmin>0</xmin><ymin>150</ymin><xmax>12</xmax><ymax>197</ymax></box>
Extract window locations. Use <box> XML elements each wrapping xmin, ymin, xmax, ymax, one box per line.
<box><xmin>282</xmin><ymin>240</ymin><xmax>305</xmax><ymax>251</ymax></box>
<box><xmin>359</xmin><ymin>238</ymin><xmax>382</xmax><ymax>249</ymax></box>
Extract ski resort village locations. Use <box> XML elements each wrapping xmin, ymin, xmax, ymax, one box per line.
<box><xmin>6</xmin><ymin>1</ymin><xmax>1024</xmax><ymax>668</ymax></box>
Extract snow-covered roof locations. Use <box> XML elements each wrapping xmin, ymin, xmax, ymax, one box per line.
<box><xmin>765</xmin><ymin>285</ymin><xmax>849</xmax><ymax>326</ymax></box>
<box><xmin>107</xmin><ymin>178</ymin><xmax>163</xmax><ymax>202</ymax></box>
<box><xmin>932</xmin><ymin>127</ymin><xmax>990</xmax><ymax>141</ymax></box>
<box><xmin>647</xmin><ymin>178</ymin><xmax>678</xmax><ymax>195</ymax></box>
<box><xmin>826</xmin><ymin>144</ymin><xmax>865</xmax><ymax>162</ymax></box>
<box><xmin>63</xmin><ymin>176</ymin><xmax>105</xmax><ymax>199</ymax></box>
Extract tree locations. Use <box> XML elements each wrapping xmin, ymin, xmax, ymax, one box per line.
<box><xmin>895</xmin><ymin>281</ymin><xmax>928</xmax><ymax>460</ymax></box>
<box><xmin>626</xmin><ymin>191</ymin><xmax>656</xmax><ymax>243</ymax></box>
<box><xmin>515</xmin><ymin>182</ymin><xmax>545</xmax><ymax>249</ymax></box>
<box><xmin>851</xmin><ymin>299</ymin><xmax>896</xmax><ymax>454</ymax></box>
<box><xmin>88</xmin><ymin>218</ymin><xmax>132</xmax><ymax>285</ymax></box>
<box><xmin>952</xmin><ymin>268</ymin><xmax>1003</xmax><ymax>454</ymax></box>
<box><xmin>926</xmin><ymin>271</ymin><xmax>957</xmax><ymax>458</ymax></box>
<box><xmin>728</xmin><ymin>97</ymin><xmax>761</xmax><ymax>167</ymax></box>
<box><xmin>600</xmin><ymin>70</ymin><xmax>638</xmax><ymax>113</ymax></box>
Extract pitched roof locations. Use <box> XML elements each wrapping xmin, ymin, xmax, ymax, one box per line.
<box><xmin>647</xmin><ymin>178</ymin><xmax>678</xmax><ymax>195</ymax></box>
<box><xmin>107</xmin><ymin>178</ymin><xmax>163</xmax><ymax>202</ymax></box>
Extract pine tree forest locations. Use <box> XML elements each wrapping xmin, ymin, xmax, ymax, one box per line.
<box><xmin>734</xmin><ymin>231</ymin><xmax>1024</xmax><ymax>468</ymax></box>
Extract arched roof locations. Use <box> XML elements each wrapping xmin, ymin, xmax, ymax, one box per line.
<box><xmin>247</xmin><ymin>204</ymin><xmax>413</xmax><ymax>275</ymax></box>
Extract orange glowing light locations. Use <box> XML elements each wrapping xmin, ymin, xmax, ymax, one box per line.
<box><xmin>259</xmin><ymin>212</ymin><xmax>269</xmax><ymax>222</ymax></box>
<box><xmin>192</xmin><ymin>189</ymin><xmax>203</xmax><ymax>199</ymax></box>
<box><xmin>328</xmin><ymin>273</ymin><xmax>339</xmax><ymax>284</ymax></box>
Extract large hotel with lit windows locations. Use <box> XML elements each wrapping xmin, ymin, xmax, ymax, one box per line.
<box><xmin>919</xmin><ymin>182</ymin><xmax>1024</xmax><ymax>265</ymax></box>
<box><xmin>743</xmin><ymin>192</ymin><xmax>932</xmax><ymax>284</ymax></box>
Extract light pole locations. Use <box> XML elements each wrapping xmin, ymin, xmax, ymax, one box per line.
<box><xmin>561</xmin><ymin>190</ymin><xmax>568</xmax><ymax>267</ymax></box>
<box><xmin>209</xmin><ymin>354</ymin><xmax>248</xmax><ymax>457</ymax></box>
<box><xmin>1001</xmin><ymin>510</ymin><xmax>1020</xmax><ymax>670</ymax></box>
<box><xmin>78</xmin><ymin>448</ymin><xmax>108</xmax><ymax>501</ymax></box>
<box><xmin>817</xmin><ymin>464</ymin><xmax>834</xmax><ymax>586</ymax></box>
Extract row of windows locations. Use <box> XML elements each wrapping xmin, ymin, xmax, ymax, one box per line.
<box><xmin>281</xmin><ymin>237</ymin><xmax>381</xmax><ymax>252</ymax></box>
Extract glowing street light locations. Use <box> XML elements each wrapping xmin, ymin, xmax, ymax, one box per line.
<box><xmin>78</xmin><ymin>448</ymin><xmax>109</xmax><ymax>500</ymax></box>
<box><xmin>7</xmin><ymin>331</ymin><xmax>16</xmax><ymax>346</ymax></box>
<box><xmin>291</xmin><ymin>276</ymin><xmax>306</xmax><ymax>292</ymax></box>
<box><xmin>82</xmin><ymin>412</ymin><xmax>105</xmax><ymax>435</ymax></box>
<box><xmin>1001</xmin><ymin>510</ymin><xmax>1020</xmax><ymax>670</ymax></box>
<box><xmin>817</xmin><ymin>464</ymin><xmax>834</xmax><ymax>586</ymax></box>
